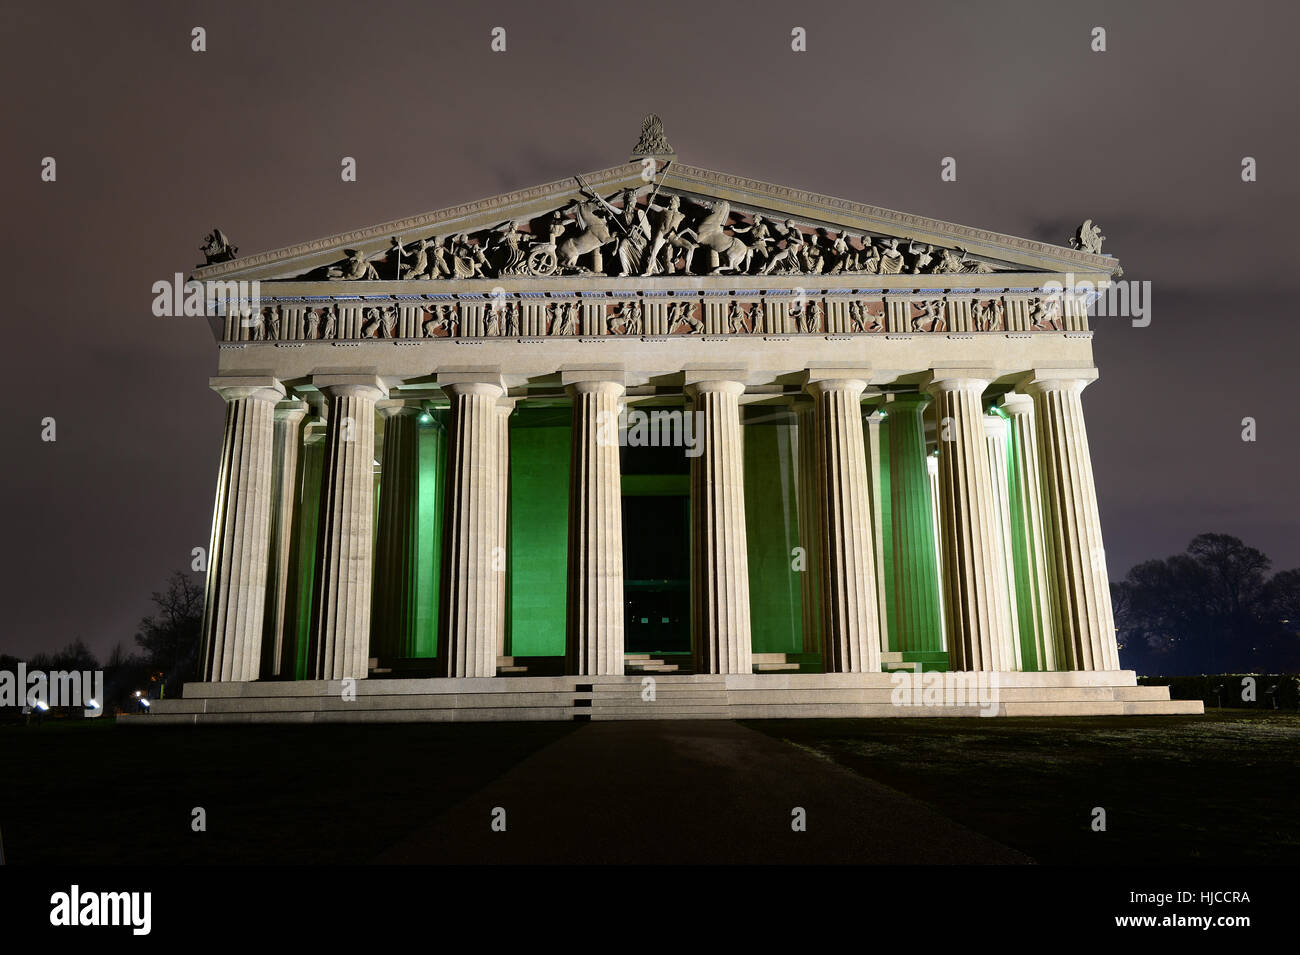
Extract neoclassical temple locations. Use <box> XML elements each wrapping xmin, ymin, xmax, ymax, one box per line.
<box><xmin>141</xmin><ymin>117</ymin><xmax>1198</xmax><ymax>722</ymax></box>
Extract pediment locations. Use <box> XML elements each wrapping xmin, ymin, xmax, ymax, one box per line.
<box><xmin>194</xmin><ymin>161</ymin><xmax>1120</xmax><ymax>286</ymax></box>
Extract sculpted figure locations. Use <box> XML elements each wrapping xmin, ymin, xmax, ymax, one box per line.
<box><xmin>669</xmin><ymin>301</ymin><xmax>703</xmax><ymax>334</ymax></box>
<box><xmin>729</xmin><ymin>214</ymin><xmax>773</xmax><ymax>273</ymax></box>
<box><xmin>727</xmin><ymin>300</ymin><xmax>747</xmax><ymax>334</ymax></box>
<box><xmin>557</xmin><ymin>198</ymin><xmax>615</xmax><ymax>272</ymax></box>
<box><xmin>613</xmin><ymin>189</ymin><xmax>652</xmax><ymax>276</ymax></box>
<box><xmin>488</xmin><ymin>221</ymin><xmax>530</xmax><ymax>275</ymax></box>
<box><xmin>322</xmin><ymin>305</ymin><xmax>338</xmax><ymax>339</ymax></box>
<box><xmin>878</xmin><ymin>238</ymin><xmax>905</xmax><ymax>274</ymax></box>
<box><xmin>750</xmin><ymin>300</ymin><xmax>766</xmax><ymax>334</ymax></box>
<box><xmin>678</xmin><ymin>200</ymin><xmax>751</xmax><ymax>274</ymax></box>
<box><xmin>907</xmin><ymin>239</ymin><xmax>935</xmax><ymax>274</ymax></box>
<box><xmin>249</xmin><ymin>309</ymin><xmax>266</xmax><ymax>340</ymax></box>
<box><xmin>823</xmin><ymin>230</ymin><xmax>851</xmax><ymax>274</ymax></box>
<box><xmin>439</xmin><ymin>304</ymin><xmax>460</xmax><ymax>336</ymax></box>
<box><xmin>504</xmin><ymin>301</ymin><xmax>520</xmax><ymax>337</ymax></box>
<box><xmin>305</xmin><ymin>309</ymin><xmax>321</xmax><ymax>340</ymax></box>
<box><xmin>911</xmin><ymin>299</ymin><xmax>946</xmax><ymax>332</ymax></box>
<box><xmin>1029</xmin><ymin>297</ymin><xmax>1061</xmax><ymax>330</ymax></box>
<box><xmin>429</xmin><ymin>235</ymin><xmax>453</xmax><ymax>278</ymax></box>
<box><xmin>266</xmin><ymin>305</ymin><xmax>282</xmax><ymax>340</ymax></box>
<box><xmin>645</xmin><ymin>195</ymin><xmax>695</xmax><ymax>275</ymax></box>
<box><xmin>450</xmin><ymin>234</ymin><xmax>488</xmax><ymax>279</ymax></box>
<box><xmin>330</xmin><ymin>249</ymin><xmax>379</xmax><ymax>281</ymax></box>
<box><xmin>854</xmin><ymin>236</ymin><xmax>880</xmax><ymax>273</ymax></box>
<box><xmin>848</xmin><ymin>300</ymin><xmax>865</xmax><ymax>333</ymax></box>
<box><xmin>1070</xmin><ymin>219</ymin><xmax>1105</xmax><ymax>254</ymax></box>
<box><xmin>760</xmin><ymin>220</ymin><xmax>805</xmax><ymax>275</ymax></box>
<box><xmin>381</xmin><ymin>306</ymin><xmax>397</xmax><ymax>339</ymax></box>
<box><xmin>803</xmin><ymin>300</ymin><xmax>822</xmax><ymax>333</ymax></box>
<box><xmin>361</xmin><ymin>307</ymin><xmax>382</xmax><ymax>338</ymax></box>
<box><xmin>484</xmin><ymin>304</ymin><xmax>501</xmax><ymax>337</ymax></box>
<box><xmin>200</xmin><ymin>228</ymin><xmax>237</xmax><ymax>265</ymax></box>
<box><xmin>401</xmin><ymin>238</ymin><xmax>430</xmax><ymax>279</ymax></box>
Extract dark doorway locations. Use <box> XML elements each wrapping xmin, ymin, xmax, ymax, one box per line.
<box><xmin>620</xmin><ymin>431</ymin><xmax>691</xmax><ymax>654</ymax></box>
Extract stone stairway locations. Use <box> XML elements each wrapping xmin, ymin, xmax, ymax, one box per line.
<box><xmin>752</xmin><ymin>652</ymin><xmax>801</xmax><ymax>673</ymax></box>
<box><xmin>121</xmin><ymin>670</ymin><xmax>1202</xmax><ymax>724</ymax></box>
<box><xmin>579</xmin><ymin>676</ymin><xmax>729</xmax><ymax>720</ymax></box>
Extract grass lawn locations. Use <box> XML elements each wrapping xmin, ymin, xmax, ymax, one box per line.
<box><xmin>744</xmin><ymin>710</ymin><xmax>1300</xmax><ymax>864</ymax></box>
<box><xmin>3</xmin><ymin>711</ymin><xmax>1295</xmax><ymax>865</ymax></box>
<box><xmin>0</xmin><ymin>720</ymin><xmax>577</xmax><ymax>864</ymax></box>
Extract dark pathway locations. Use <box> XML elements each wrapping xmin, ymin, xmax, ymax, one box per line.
<box><xmin>377</xmin><ymin>720</ymin><xmax>1031</xmax><ymax>864</ymax></box>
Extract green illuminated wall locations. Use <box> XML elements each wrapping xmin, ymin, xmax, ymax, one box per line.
<box><xmin>290</xmin><ymin>438</ymin><xmax>325</xmax><ymax>680</ymax></box>
<box><xmin>413</xmin><ymin>414</ymin><xmax>446</xmax><ymax>658</ymax></box>
<box><xmin>508</xmin><ymin>408</ymin><xmax>571</xmax><ymax>656</ymax></box>
<box><xmin>743</xmin><ymin>413</ymin><xmax>802</xmax><ymax>653</ymax></box>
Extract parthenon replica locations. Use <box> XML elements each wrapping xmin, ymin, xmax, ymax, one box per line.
<box><xmin>139</xmin><ymin>116</ymin><xmax>1199</xmax><ymax>722</ymax></box>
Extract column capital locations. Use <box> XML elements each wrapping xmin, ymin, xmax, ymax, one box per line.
<box><xmin>437</xmin><ymin>369</ymin><xmax>506</xmax><ymax>395</ymax></box>
<box><xmin>884</xmin><ymin>392</ymin><xmax>931</xmax><ymax>413</ymax></box>
<box><xmin>565</xmin><ymin>379</ymin><xmax>624</xmax><ymax>398</ymax></box>
<box><xmin>273</xmin><ymin>398</ymin><xmax>310</xmax><ymax>421</ymax></box>
<box><xmin>683</xmin><ymin>366</ymin><xmax>747</xmax><ymax>390</ymax></box>
<box><xmin>983</xmin><ymin>414</ymin><xmax>1010</xmax><ymax>439</ymax></box>
<box><xmin>561</xmin><ymin>367</ymin><xmax>625</xmax><ymax>388</ymax></box>
<box><xmin>919</xmin><ymin>367</ymin><xmax>996</xmax><ymax>396</ymax></box>
<box><xmin>999</xmin><ymin>390</ymin><xmax>1036</xmax><ymax>416</ymax></box>
<box><xmin>210</xmin><ymin>376</ymin><xmax>285</xmax><ymax>404</ymax></box>
<box><xmin>803</xmin><ymin>365</ymin><xmax>871</xmax><ymax>391</ymax></box>
<box><xmin>376</xmin><ymin>399</ymin><xmax>424</xmax><ymax>419</ymax></box>
<box><xmin>312</xmin><ymin>374</ymin><xmax>388</xmax><ymax>401</ymax></box>
<box><xmin>685</xmin><ymin>379</ymin><xmax>745</xmax><ymax>398</ymax></box>
<box><xmin>1018</xmin><ymin>367</ymin><xmax>1099</xmax><ymax>395</ymax></box>
<box><xmin>804</xmin><ymin>377</ymin><xmax>868</xmax><ymax>399</ymax></box>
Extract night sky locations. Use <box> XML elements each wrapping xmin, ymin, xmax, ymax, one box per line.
<box><xmin>2</xmin><ymin>1</ymin><xmax>1296</xmax><ymax>661</ymax></box>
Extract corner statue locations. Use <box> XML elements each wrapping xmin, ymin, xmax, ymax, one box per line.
<box><xmin>200</xmin><ymin>228</ymin><xmax>237</xmax><ymax>265</ymax></box>
<box><xmin>1070</xmin><ymin>219</ymin><xmax>1105</xmax><ymax>254</ymax></box>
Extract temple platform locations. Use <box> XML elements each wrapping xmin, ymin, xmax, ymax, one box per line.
<box><xmin>118</xmin><ymin>670</ymin><xmax>1202</xmax><ymax>724</ymax></box>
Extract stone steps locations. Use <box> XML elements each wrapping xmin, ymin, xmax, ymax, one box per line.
<box><xmin>118</xmin><ymin>671</ymin><xmax>1203</xmax><ymax>724</ymax></box>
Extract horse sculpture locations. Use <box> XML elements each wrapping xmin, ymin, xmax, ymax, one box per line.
<box><xmin>684</xmin><ymin>200</ymin><xmax>752</xmax><ymax>274</ymax></box>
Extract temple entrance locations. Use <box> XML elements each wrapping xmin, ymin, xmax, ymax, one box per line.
<box><xmin>620</xmin><ymin>436</ymin><xmax>691</xmax><ymax>655</ymax></box>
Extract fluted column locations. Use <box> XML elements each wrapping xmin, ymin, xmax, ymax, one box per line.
<box><xmin>263</xmin><ymin>399</ymin><xmax>308</xmax><ymax>678</ymax></box>
<box><xmin>200</xmin><ymin>377</ymin><xmax>285</xmax><ymax>682</ymax></box>
<box><xmin>438</xmin><ymin>380</ymin><xmax>503</xmax><ymax>678</ymax></box>
<box><xmin>371</xmin><ymin>402</ymin><xmax>422</xmax><ymax>661</ymax></box>
<box><xmin>886</xmin><ymin>394</ymin><xmax>944</xmax><ymax>656</ymax></box>
<box><xmin>863</xmin><ymin>408</ymin><xmax>890</xmax><ymax>653</ymax></box>
<box><xmin>565</xmin><ymin>379</ymin><xmax>625</xmax><ymax>675</ymax></box>
<box><xmin>794</xmin><ymin>401</ymin><xmax>823</xmax><ymax>655</ymax></box>
<box><xmin>688</xmin><ymin>379</ymin><xmax>753</xmax><ymax>674</ymax></box>
<box><xmin>496</xmin><ymin>399</ymin><xmax>515</xmax><ymax>658</ymax></box>
<box><xmin>983</xmin><ymin>413</ymin><xmax>1023</xmax><ymax>671</ymax></box>
<box><xmin>1000</xmin><ymin>392</ymin><xmax>1059</xmax><ymax>671</ymax></box>
<box><xmin>922</xmin><ymin>371</ymin><xmax>1013</xmax><ymax>671</ymax></box>
<box><xmin>1022</xmin><ymin>370</ymin><xmax>1120</xmax><ymax>671</ymax></box>
<box><xmin>806</xmin><ymin>376</ymin><xmax>881</xmax><ymax>673</ymax></box>
<box><xmin>925</xmin><ymin>453</ymin><xmax>948</xmax><ymax>647</ymax></box>
<box><xmin>310</xmin><ymin>376</ymin><xmax>387</xmax><ymax>681</ymax></box>
<box><xmin>283</xmin><ymin>414</ymin><xmax>328</xmax><ymax>680</ymax></box>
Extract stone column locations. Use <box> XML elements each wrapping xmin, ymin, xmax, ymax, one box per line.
<box><xmin>1000</xmin><ymin>392</ymin><xmax>1059</xmax><ymax>671</ymax></box>
<box><xmin>863</xmin><ymin>408</ymin><xmax>891</xmax><ymax>653</ymax></box>
<box><xmin>496</xmin><ymin>398</ymin><xmax>515</xmax><ymax>658</ymax></box>
<box><xmin>565</xmin><ymin>377</ymin><xmax>626</xmax><ymax>675</ymax></box>
<box><xmin>925</xmin><ymin>452</ymin><xmax>948</xmax><ymax>646</ymax></box>
<box><xmin>200</xmin><ymin>377</ymin><xmax>285</xmax><ymax>682</ymax></box>
<box><xmin>794</xmin><ymin>400</ymin><xmax>823</xmax><ymax>655</ymax></box>
<box><xmin>371</xmin><ymin>401</ymin><xmax>422</xmax><ymax>661</ymax></box>
<box><xmin>886</xmin><ymin>394</ymin><xmax>945</xmax><ymax>656</ymax></box>
<box><xmin>263</xmin><ymin>399</ymin><xmax>308</xmax><ymax>678</ymax></box>
<box><xmin>983</xmin><ymin>413</ymin><xmax>1023</xmax><ymax>671</ymax></box>
<box><xmin>806</xmin><ymin>375</ymin><xmax>881</xmax><ymax>673</ymax></box>
<box><xmin>922</xmin><ymin>370</ymin><xmax>1014</xmax><ymax>671</ymax></box>
<box><xmin>688</xmin><ymin>378</ymin><xmax>753</xmax><ymax>674</ymax></box>
<box><xmin>1022</xmin><ymin>370</ymin><xmax>1120</xmax><ymax>671</ymax></box>
<box><xmin>438</xmin><ymin>378</ymin><xmax>504</xmax><ymax>678</ymax></box>
<box><xmin>282</xmin><ymin>413</ymin><xmax>327</xmax><ymax>680</ymax></box>
<box><xmin>309</xmin><ymin>376</ymin><xmax>387</xmax><ymax>681</ymax></box>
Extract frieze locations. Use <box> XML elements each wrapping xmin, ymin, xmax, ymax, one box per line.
<box><xmin>221</xmin><ymin>289</ymin><xmax>1086</xmax><ymax>343</ymax></box>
